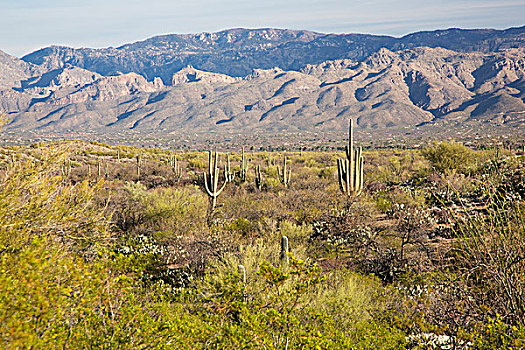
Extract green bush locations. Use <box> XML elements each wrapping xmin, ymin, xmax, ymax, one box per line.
<box><xmin>421</xmin><ymin>141</ymin><xmax>478</xmax><ymax>174</ymax></box>
<box><xmin>0</xmin><ymin>238</ymin><xmax>187</xmax><ymax>348</ymax></box>
<box><xmin>196</xmin><ymin>253</ymin><xmax>407</xmax><ymax>349</ymax></box>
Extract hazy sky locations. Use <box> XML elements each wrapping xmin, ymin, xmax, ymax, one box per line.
<box><xmin>1</xmin><ymin>0</ymin><xmax>524</xmax><ymax>57</ymax></box>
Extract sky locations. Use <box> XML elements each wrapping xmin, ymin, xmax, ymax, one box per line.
<box><xmin>1</xmin><ymin>0</ymin><xmax>524</xmax><ymax>57</ymax></box>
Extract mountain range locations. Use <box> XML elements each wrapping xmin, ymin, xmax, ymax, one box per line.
<box><xmin>1</xmin><ymin>26</ymin><xmax>524</xmax><ymax>138</ymax></box>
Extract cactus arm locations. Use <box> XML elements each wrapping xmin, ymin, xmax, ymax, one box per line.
<box><xmin>203</xmin><ymin>173</ymin><xmax>214</xmax><ymax>197</ymax></box>
<box><xmin>213</xmin><ymin>153</ymin><xmax>218</xmax><ymax>188</ymax></box>
<box><xmin>283</xmin><ymin>157</ymin><xmax>287</xmax><ymax>184</ymax></box>
<box><xmin>216</xmin><ymin>180</ymin><xmax>227</xmax><ymax>196</ymax></box>
<box><xmin>215</xmin><ymin>165</ymin><xmax>228</xmax><ymax>196</ymax></box>
<box><xmin>337</xmin><ymin>158</ymin><xmax>346</xmax><ymax>193</ymax></box>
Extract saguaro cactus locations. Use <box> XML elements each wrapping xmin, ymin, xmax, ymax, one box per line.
<box><xmin>254</xmin><ymin>164</ymin><xmax>263</xmax><ymax>190</ymax></box>
<box><xmin>61</xmin><ymin>159</ymin><xmax>72</xmax><ymax>177</ymax></box>
<box><xmin>226</xmin><ymin>154</ymin><xmax>236</xmax><ymax>182</ymax></box>
<box><xmin>203</xmin><ymin>151</ymin><xmax>228</xmax><ymax>211</ymax></box>
<box><xmin>337</xmin><ymin>119</ymin><xmax>364</xmax><ymax>196</ymax></box>
<box><xmin>277</xmin><ymin>156</ymin><xmax>291</xmax><ymax>188</ymax></box>
<box><xmin>280</xmin><ymin>236</ymin><xmax>289</xmax><ymax>270</ymax></box>
<box><xmin>169</xmin><ymin>154</ymin><xmax>182</xmax><ymax>180</ymax></box>
<box><xmin>239</xmin><ymin>147</ymin><xmax>248</xmax><ymax>182</ymax></box>
<box><xmin>136</xmin><ymin>154</ymin><xmax>142</xmax><ymax>178</ymax></box>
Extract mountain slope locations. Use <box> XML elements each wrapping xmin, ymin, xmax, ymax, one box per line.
<box><xmin>2</xmin><ymin>46</ymin><xmax>524</xmax><ymax>136</ymax></box>
<box><xmin>0</xmin><ymin>50</ymin><xmax>42</xmax><ymax>89</ymax></box>
<box><xmin>21</xmin><ymin>26</ymin><xmax>525</xmax><ymax>84</ymax></box>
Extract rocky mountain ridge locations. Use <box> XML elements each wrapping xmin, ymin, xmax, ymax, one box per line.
<box><xmin>21</xmin><ymin>26</ymin><xmax>525</xmax><ymax>83</ymax></box>
<box><xmin>0</xmin><ymin>26</ymin><xmax>524</xmax><ymax>138</ymax></box>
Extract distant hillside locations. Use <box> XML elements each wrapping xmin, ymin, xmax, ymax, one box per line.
<box><xmin>0</xmin><ymin>26</ymin><xmax>524</xmax><ymax>138</ymax></box>
<box><xmin>21</xmin><ymin>26</ymin><xmax>525</xmax><ymax>84</ymax></box>
<box><xmin>0</xmin><ymin>47</ymin><xmax>523</xmax><ymax>136</ymax></box>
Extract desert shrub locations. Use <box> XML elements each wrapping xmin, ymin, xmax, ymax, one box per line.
<box><xmin>465</xmin><ymin>315</ymin><xmax>525</xmax><ymax>349</ymax></box>
<box><xmin>220</xmin><ymin>190</ymin><xmax>290</xmax><ymax>223</ymax></box>
<box><xmin>453</xmin><ymin>199</ymin><xmax>525</xmax><ymax>325</ymax></box>
<box><xmin>266</xmin><ymin>176</ymin><xmax>281</xmax><ymax>189</ymax></box>
<box><xmin>421</xmin><ymin>141</ymin><xmax>479</xmax><ymax>174</ymax></box>
<box><xmin>187</xmin><ymin>153</ymin><xmax>208</xmax><ymax>169</ymax></box>
<box><xmin>196</xmin><ymin>251</ymin><xmax>407</xmax><ymax>349</ymax></box>
<box><xmin>310</xmin><ymin>198</ymin><xmax>381</xmax><ymax>272</ymax></box>
<box><xmin>0</xmin><ymin>149</ymin><xmax>191</xmax><ymax>348</ymax></box>
<box><xmin>318</xmin><ymin>166</ymin><xmax>334</xmax><ymax>179</ymax></box>
<box><xmin>0</xmin><ymin>238</ymin><xmax>194</xmax><ymax>349</ymax></box>
<box><xmin>312</xmin><ymin>193</ymin><xmax>439</xmax><ymax>282</ymax></box>
<box><xmin>0</xmin><ymin>151</ymin><xmax>109</xmax><ymax>253</ymax></box>
<box><xmin>484</xmin><ymin>157</ymin><xmax>525</xmax><ymax>202</ymax></box>
<box><xmin>279</xmin><ymin>219</ymin><xmax>312</xmax><ymax>242</ymax></box>
<box><xmin>113</xmin><ymin>182</ymin><xmax>208</xmax><ymax>238</ymax></box>
<box><xmin>226</xmin><ymin>216</ymin><xmax>258</xmax><ymax>236</ymax></box>
<box><xmin>366</xmin><ymin>150</ymin><xmax>427</xmax><ymax>185</ymax></box>
<box><xmin>405</xmin><ymin>195</ymin><xmax>525</xmax><ymax>346</ymax></box>
<box><xmin>110</xmin><ymin>182</ymin><xmax>218</xmax><ymax>282</ymax></box>
<box><xmin>373</xmin><ymin>183</ymin><xmax>426</xmax><ymax>214</ymax></box>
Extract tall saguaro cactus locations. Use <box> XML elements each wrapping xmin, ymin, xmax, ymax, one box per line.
<box><xmin>280</xmin><ymin>236</ymin><xmax>289</xmax><ymax>270</ymax></box>
<box><xmin>204</xmin><ymin>151</ymin><xmax>228</xmax><ymax>211</ymax></box>
<box><xmin>169</xmin><ymin>153</ymin><xmax>182</xmax><ymax>180</ymax></box>
<box><xmin>277</xmin><ymin>156</ymin><xmax>291</xmax><ymax>188</ymax></box>
<box><xmin>136</xmin><ymin>154</ymin><xmax>142</xmax><ymax>178</ymax></box>
<box><xmin>254</xmin><ymin>164</ymin><xmax>263</xmax><ymax>190</ymax></box>
<box><xmin>226</xmin><ymin>154</ymin><xmax>236</xmax><ymax>182</ymax></box>
<box><xmin>239</xmin><ymin>147</ymin><xmax>248</xmax><ymax>182</ymax></box>
<box><xmin>61</xmin><ymin>159</ymin><xmax>72</xmax><ymax>178</ymax></box>
<box><xmin>337</xmin><ymin>119</ymin><xmax>364</xmax><ymax>196</ymax></box>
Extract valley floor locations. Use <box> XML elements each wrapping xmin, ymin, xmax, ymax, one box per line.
<box><xmin>0</xmin><ymin>139</ymin><xmax>524</xmax><ymax>348</ymax></box>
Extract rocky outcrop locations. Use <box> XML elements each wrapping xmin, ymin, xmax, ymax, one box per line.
<box><xmin>171</xmin><ymin>66</ymin><xmax>241</xmax><ymax>85</ymax></box>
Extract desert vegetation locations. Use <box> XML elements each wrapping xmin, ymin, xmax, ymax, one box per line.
<box><xmin>1</xmin><ymin>126</ymin><xmax>525</xmax><ymax>348</ymax></box>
